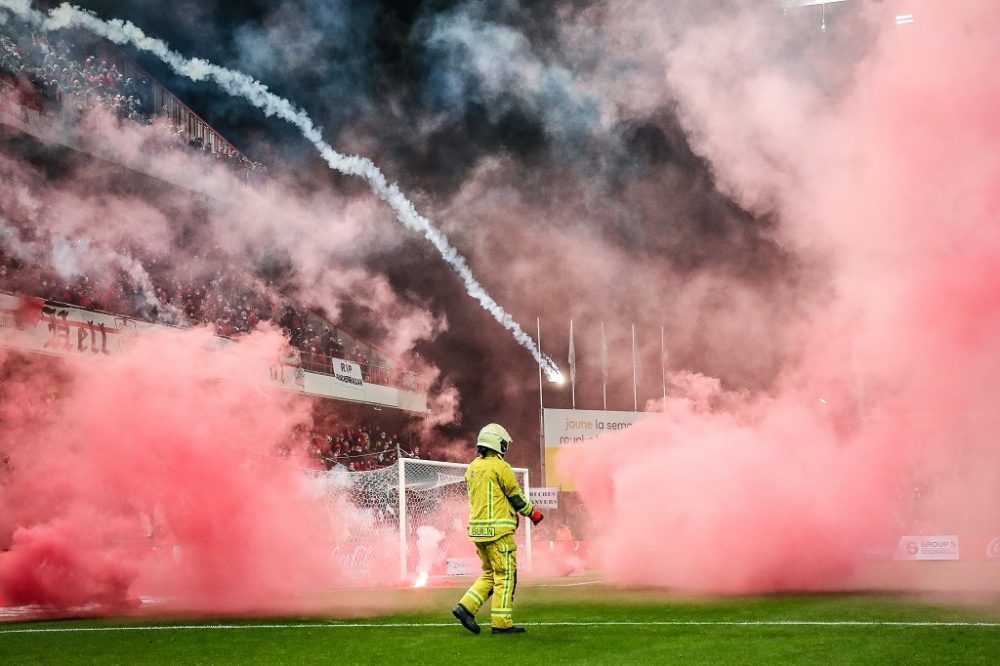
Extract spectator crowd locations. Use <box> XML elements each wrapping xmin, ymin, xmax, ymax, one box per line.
<box><xmin>303</xmin><ymin>421</ymin><xmax>423</xmax><ymax>471</ymax></box>
<box><xmin>0</xmin><ymin>243</ymin><xmax>417</xmax><ymax>390</ymax></box>
<box><xmin>0</xmin><ymin>25</ymin><xmax>418</xmax><ymax>391</ymax></box>
<box><xmin>1</xmin><ymin>28</ymin><xmax>265</xmax><ymax>176</ymax></box>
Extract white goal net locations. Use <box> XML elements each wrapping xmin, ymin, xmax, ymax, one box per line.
<box><xmin>313</xmin><ymin>458</ymin><xmax>532</xmax><ymax>582</ymax></box>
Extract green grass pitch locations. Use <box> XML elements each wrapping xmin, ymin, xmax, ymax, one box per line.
<box><xmin>1</xmin><ymin>580</ymin><xmax>998</xmax><ymax>665</ymax></box>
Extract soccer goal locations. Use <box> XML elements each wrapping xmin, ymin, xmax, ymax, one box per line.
<box><xmin>314</xmin><ymin>458</ymin><xmax>532</xmax><ymax>582</ymax></box>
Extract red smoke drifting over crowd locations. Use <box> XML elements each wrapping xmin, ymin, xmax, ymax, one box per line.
<box><xmin>561</xmin><ymin>0</ymin><xmax>1000</xmax><ymax>593</ymax></box>
<box><xmin>1</xmin><ymin>0</ymin><xmax>997</xmax><ymax>614</ymax></box>
<box><xmin>0</xmin><ymin>327</ymin><xmax>364</xmax><ymax>612</ymax></box>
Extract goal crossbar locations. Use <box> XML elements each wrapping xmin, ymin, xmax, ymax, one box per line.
<box><xmin>397</xmin><ymin>457</ymin><xmax>532</xmax><ymax>580</ymax></box>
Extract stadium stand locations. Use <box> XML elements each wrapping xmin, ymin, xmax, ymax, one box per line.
<box><xmin>1</xmin><ymin>20</ymin><xmax>427</xmax><ymax>477</ymax></box>
<box><xmin>0</xmin><ymin>23</ymin><xmax>420</xmax><ymax>393</ymax></box>
<box><xmin>1</xmin><ymin>28</ymin><xmax>264</xmax><ymax>177</ymax></box>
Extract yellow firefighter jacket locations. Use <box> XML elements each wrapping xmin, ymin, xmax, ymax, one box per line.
<box><xmin>465</xmin><ymin>452</ymin><xmax>534</xmax><ymax>542</ymax></box>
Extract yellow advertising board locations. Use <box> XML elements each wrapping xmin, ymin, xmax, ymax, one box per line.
<box><xmin>542</xmin><ymin>408</ymin><xmax>647</xmax><ymax>490</ymax></box>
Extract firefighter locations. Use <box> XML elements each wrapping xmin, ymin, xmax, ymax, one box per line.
<box><xmin>452</xmin><ymin>423</ymin><xmax>543</xmax><ymax>635</ymax></box>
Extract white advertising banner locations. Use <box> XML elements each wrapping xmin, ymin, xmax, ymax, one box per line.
<box><xmin>894</xmin><ymin>535</ymin><xmax>960</xmax><ymax>561</ymax></box>
<box><xmin>0</xmin><ymin>293</ymin><xmax>152</xmax><ymax>357</ymax></box>
<box><xmin>331</xmin><ymin>357</ymin><xmax>364</xmax><ymax>390</ymax></box>
<box><xmin>529</xmin><ymin>487</ymin><xmax>559</xmax><ymax>510</ymax></box>
<box><xmin>543</xmin><ymin>408</ymin><xmax>647</xmax><ymax>449</ymax></box>
<box><xmin>1</xmin><ymin>292</ymin><xmax>426</xmax><ymax>412</ymax></box>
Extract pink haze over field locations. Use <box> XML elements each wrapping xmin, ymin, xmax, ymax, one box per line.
<box><xmin>560</xmin><ymin>0</ymin><xmax>1000</xmax><ymax>593</ymax></box>
<box><xmin>0</xmin><ymin>327</ymin><xmax>381</xmax><ymax>612</ymax></box>
<box><xmin>1</xmin><ymin>0</ymin><xmax>998</xmax><ymax>614</ymax></box>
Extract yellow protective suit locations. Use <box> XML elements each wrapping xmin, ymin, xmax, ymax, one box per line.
<box><xmin>457</xmin><ymin>452</ymin><xmax>534</xmax><ymax>629</ymax></box>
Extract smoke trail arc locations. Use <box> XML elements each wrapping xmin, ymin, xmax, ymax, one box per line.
<box><xmin>0</xmin><ymin>0</ymin><xmax>563</xmax><ymax>382</ymax></box>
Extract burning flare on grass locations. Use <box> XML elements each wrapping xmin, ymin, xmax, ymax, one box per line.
<box><xmin>411</xmin><ymin>525</ymin><xmax>444</xmax><ymax>588</ymax></box>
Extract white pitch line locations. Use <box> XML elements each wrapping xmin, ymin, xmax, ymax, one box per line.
<box><xmin>1</xmin><ymin>620</ymin><xmax>999</xmax><ymax>635</ymax></box>
<box><xmin>532</xmin><ymin>580</ymin><xmax>604</xmax><ymax>588</ymax></box>
<box><xmin>532</xmin><ymin>620</ymin><xmax>1000</xmax><ymax>627</ymax></box>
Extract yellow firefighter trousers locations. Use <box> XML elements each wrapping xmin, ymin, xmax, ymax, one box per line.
<box><xmin>458</xmin><ymin>534</ymin><xmax>518</xmax><ymax>628</ymax></box>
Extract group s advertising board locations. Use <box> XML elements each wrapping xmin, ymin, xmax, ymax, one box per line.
<box><xmin>894</xmin><ymin>535</ymin><xmax>960</xmax><ymax>560</ymax></box>
<box><xmin>542</xmin><ymin>408</ymin><xmax>647</xmax><ymax>490</ymax></box>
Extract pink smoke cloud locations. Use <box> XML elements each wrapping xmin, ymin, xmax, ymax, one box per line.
<box><xmin>0</xmin><ymin>325</ymin><xmax>383</xmax><ymax>613</ymax></box>
<box><xmin>559</xmin><ymin>0</ymin><xmax>1000</xmax><ymax>593</ymax></box>
<box><xmin>560</xmin><ymin>374</ymin><xmax>896</xmax><ymax>593</ymax></box>
<box><xmin>0</xmin><ymin>103</ymin><xmax>454</xmax><ymax>418</ymax></box>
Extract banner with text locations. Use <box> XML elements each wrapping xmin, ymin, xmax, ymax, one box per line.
<box><xmin>331</xmin><ymin>357</ymin><xmax>364</xmax><ymax>390</ymax></box>
<box><xmin>0</xmin><ymin>293</ymin><xmax>154</xmax><ymax>357</ymax></box>
<box><xmin>542</xmin><ymin>408</ymin><xmax>647</xmax><ymax>490</ymax></box>
<box><xmin>1</xmin><ymin>292</ymin><xmax>427</xmax><ymax>412</ymax></box>
<box><xmin>529</xmin><ymin>487</ymin><xmax>560</xmax><ymax>510</ymax></box>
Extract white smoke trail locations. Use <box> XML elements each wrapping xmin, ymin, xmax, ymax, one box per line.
<box><xmin>0</xmin><ymin>217</ymin><xmax>33</xmax><ymax>261</ymax></box>
<box><xmin>413</xmin><ymin>524</ymin><xmax>444</xmax><ymax>585</ymax></box>
<box><xmin>113</xmin><ymin>252</ymin><xmax>187</xmax><ymax>325</ymax></box>
<box><xmin>0</xmin><ymin>0</ymin><xmax>563</xmax><ymax>381</ymax></box>
<box><xmin>49</xmin><ymin>236</ymin><xmax>81</xmax><ymax>279</ymax></box>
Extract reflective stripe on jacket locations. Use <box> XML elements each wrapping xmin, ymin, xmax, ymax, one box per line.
<box><xmin>465</xmin><ymin>452</ymin><xmax>534</xmax><ymax>542</ymax></box>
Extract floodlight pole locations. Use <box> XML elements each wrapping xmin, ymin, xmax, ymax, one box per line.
<box><xmin>631</xmin><ymin>324</ymin><xmax>638</xmax><ymax>412</ymax></box>
<box><xmin>601</xmin><ymin>321</ymin><xmax>608</xmax><ymax>411</ymax></box>
<box><xmin>661</xmin><ymin>325</ymin><xmax>667</xmax><ymax>404</ymax></box>
<box><xmin>537</xmin><ymin>317</ymin><xmax>546</xmax><ymax>487</ymax></box>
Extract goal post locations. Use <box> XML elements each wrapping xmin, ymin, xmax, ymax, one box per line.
<box><xmin>397</xmin><ymin>457</ymin><xmax>532</xmax><ymax>581</ymax></box>
<box><xmin>313</xmin><ymin>457</ymin><xmax>532</xmax><ymax>583</ymax></box>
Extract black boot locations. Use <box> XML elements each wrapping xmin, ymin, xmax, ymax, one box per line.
<box><xmin>491</xmin><ymin>625</ymin><xmax>526</xmax><ymax>634</ymax></box>
<box><xmin>452</xmin><ymin>604</ymin><xmax>481</xmax><ymax>634</ymax></box>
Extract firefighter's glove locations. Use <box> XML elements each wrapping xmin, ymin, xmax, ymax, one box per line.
<box><xmin>529</xmin><ymin>509</ymin><xmax>544</xmax><ymax>525</ymax></box>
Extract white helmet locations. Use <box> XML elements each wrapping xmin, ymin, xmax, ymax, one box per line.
<box><xmin>477</xmin><ymin>423</ymin><xmax>512</xmax><ymax>456</ymax></box>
